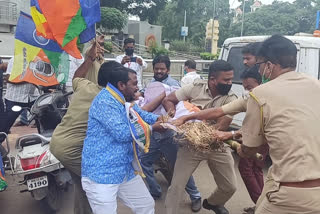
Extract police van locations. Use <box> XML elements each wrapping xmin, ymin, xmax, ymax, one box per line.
<box><xmin>219</xmin><ymin>35</ymin><xmax>320</xmax><ymax>128</ymax></box>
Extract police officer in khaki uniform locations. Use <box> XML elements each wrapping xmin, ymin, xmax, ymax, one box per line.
<box><xmin>163</xmin><ymin>60</ymin><xmax>237</xmax><ymax>214</ymax></box>
<box><xmin>172</xmin><ymin>66</ymin><xmax>261</xmax><ymax>125</ymax></box>
<box><xmin>236</xmin><ymin>35</ymin><xmax>320</xmax><ymax>213</ymax></box>
<box><xmin>173</xmin><ymin>65</ymin><xmax>269</xmax><ymax>214</ymax></box>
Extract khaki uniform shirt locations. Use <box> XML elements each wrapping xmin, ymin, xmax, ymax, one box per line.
<box><xmin>242</xmin><ymin>71</ymin><xmax>320</xmax><ymax>182</ymax></box>
<box><xmin>221</xmin><ymin>97</ymin><xmax>247</xmax><ymax>116</ymax></box>
<box><xmin>50</xmin><ymin>78</ymin><xmax>102</xmax><ymax>175</ymax></box>
<box><xmin>175</xmin><ymin>79</ymin><xmax>237</xmax><ymax>113</ymax></box>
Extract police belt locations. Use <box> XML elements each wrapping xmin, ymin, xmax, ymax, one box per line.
<box><xmin>281</xmin><ymin>178</ymin><xmax>320</xmax><ymax>188</ymax></box>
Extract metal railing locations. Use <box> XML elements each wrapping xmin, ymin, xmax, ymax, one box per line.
<box><xmin>0</xmin><ymin>1</ymin><xmax>17</xmax><ymax>25</ymax></box>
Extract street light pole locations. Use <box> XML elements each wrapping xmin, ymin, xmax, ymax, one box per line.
<box><xmin>183</xmin><ymin>10</ymin><xmax>186</xmax><ymax>42</ymax></box>
<box><xmin>241</xmin><ymin>0</ymin><xmax>246</xmax><ymax>37</ymax></box>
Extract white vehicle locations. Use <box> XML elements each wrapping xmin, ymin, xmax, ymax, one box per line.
<box><xmin>219</xmin><ymin>35</ymin><xmax>320</xmax><ymax>128</ymax></box>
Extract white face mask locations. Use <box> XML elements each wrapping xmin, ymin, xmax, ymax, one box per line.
<box><xmin>242</xmin><ymin>89</ymin><xmax>250</xmax><ymax>99</ymax></box>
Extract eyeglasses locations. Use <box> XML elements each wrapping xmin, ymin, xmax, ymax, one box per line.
<box><xmin>255</xmin><ymin>61</ymin><xmax>267</xmax><ymax>66</ymax></box>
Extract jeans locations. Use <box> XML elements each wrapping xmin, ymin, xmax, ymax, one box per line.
<box><xmin>140</xmin><ymin>130</ymin><xmax>201</xmax><ymax>201</ymax></box>
<box><xmin>0</xmin><ymin>99</ymin><xmax>34</xmax><ymax>143</ymax></box>
<box><xmin>19</xmin><ymin>109</ymin><xmax>29</xmax><ymax>125</ymax></box>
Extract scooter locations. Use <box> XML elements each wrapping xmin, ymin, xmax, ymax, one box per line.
<box><xmin>10</xmin><ymin>90</ymin><xmax>72</xmax><ymax>211</ymax></box>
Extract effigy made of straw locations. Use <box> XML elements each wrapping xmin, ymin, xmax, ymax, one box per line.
<box><xmin>175</xmin><ymin>122</ymin><xmax>226</xmax><ymax>153</ymax></box>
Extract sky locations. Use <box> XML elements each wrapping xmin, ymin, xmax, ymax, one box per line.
<box><xmin>230</xmin><ymin>0</ymin><xmax>295</xmax><ymax>8</ymax></box>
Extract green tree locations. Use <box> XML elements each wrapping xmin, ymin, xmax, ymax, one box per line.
<box><xmin>99</xmin><ymin>7</ymin><xmax>127</xmax><ymax>32</ymax></box>
<box><xmin>229</xmin><ymin>1</ymin><xmax>318</xmax><ymax>37</ymax></box>
<box><xmin>237</xmin><ymin>0</ymin><xmax>254</xmax><ymax>13</ymax></box>
<box><xmin>158</xmin><ymin>0</ymin><xmax>231</xmax><ymax>46</ymax></box>
<box><xmin>100</xmin><ymin>0</ymin><xmax>168</xmax><ymax>24</ymax></box>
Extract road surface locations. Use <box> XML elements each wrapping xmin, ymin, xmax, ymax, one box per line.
<box><xmin>0</xmin><ymin>126</ymin><xmax>266</xmax><ymax>214</ymax></box>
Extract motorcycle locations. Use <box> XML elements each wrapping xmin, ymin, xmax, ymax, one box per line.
<box><xmin>10</xmin><ymin>90</ymin><xmax>72</xmax><ymax>211</ymax></box>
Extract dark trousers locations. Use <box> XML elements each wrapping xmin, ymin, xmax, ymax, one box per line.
<box><xmin>238</xmin><ymin>144</ymin><xmax>269</xmax><ymax>204</ymax></box>
<box><xmin>0</xmin><ymin>99</ymin><xmax>34</xmax><ymax>143</ymax></box>
<box><xmin>0</xmin><ymin>98</ymin><xmax>4</xmax><ymax>113</ymax></box>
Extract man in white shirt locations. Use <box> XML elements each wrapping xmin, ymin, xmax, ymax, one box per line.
<box><xmin>115</xmin><ymin>38</ymin><xmax>147</xmax><ymax>89</ymax></box>
<box><xmin>181</xmin><ymin>59</ymin><xmax>201</xmax><ymax>87</ymax></box>
<box><xmin>0</xmin><ymin>57</ymin><xmax>39</xmax><ymax>143</ymax></box>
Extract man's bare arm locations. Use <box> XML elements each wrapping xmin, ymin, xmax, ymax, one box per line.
<box><xmin>73</xmin><ymin>42</ymin><xmax>98</xmax><ymax>80</ymax></box>
<box><xmin>141</xmin><ymin>92</ymin><xmax>166</xmax><ymax>112</ymax></box>
<box><xmin>239</xmin><ymin>144</ymin><xmax>260</xmax><ymax>158</ymax></box>
<box><xmin>172</xmin><ymin>107</ymin><xmax>225</xmax><ymax>126</ymax></box>
<box><xmin>162</xmin><ymin>92</ymin><xmax>179</xmax><ymax>117</ymax></box>
<box><xmin>215</xmin><ymin>115</ymin><xmax>233</xmax><ymax>131</ymax></box>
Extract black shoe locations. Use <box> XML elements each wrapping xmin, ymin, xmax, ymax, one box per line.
<box><xmin>203</xmin><ymin>199</ymin><xmax>229</xmax><ymax>214</ymax></box>
<box><xmin>191</xmin><ymin>198</ymin><xmax>202</xmax><ymax>212</ymax></box>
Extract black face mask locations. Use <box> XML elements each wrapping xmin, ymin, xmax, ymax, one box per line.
<box><xmin>154</xmin><ymin>74</ymin><xmax>168</xmax><ymax>82</ymax></box>
<box><xmin>125</xmin><ymin>48</ymin><xmax>134</xmax><ymax>56</ymax></box>
<box><xmin>216</xmin><ymin>83</ymin><xmax>232</xmax><ymax>95</ymax></box>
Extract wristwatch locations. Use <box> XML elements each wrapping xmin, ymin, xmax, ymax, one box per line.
<box><xmin>231</xmin><ymin>130</ymin><xmax>235</xmax><ymax>140</ymax></box>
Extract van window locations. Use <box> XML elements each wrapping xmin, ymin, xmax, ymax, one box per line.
<box><xmin>227</xmin><ymin>47</ymin><xmax>246</xmax><ymax>83</ymax></box>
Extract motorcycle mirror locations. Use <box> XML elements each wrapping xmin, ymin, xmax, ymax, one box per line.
<box><xmin>11</xmin><ymin>105</ymin><xmax>22</xmax><ymax>112</ymax></box>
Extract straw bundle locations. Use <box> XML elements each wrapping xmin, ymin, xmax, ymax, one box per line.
<box><xmin>175</xmin><ymin>122</ymin><xmax>226</xmax><ymax>153</ymax></box>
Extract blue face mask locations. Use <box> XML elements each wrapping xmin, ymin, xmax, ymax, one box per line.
<box><xmin>183</xmin><ymin>70</ymin><xmax>187</xmax><ymax>75</ymax></box>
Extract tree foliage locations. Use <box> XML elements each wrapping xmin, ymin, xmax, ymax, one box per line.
<box><xmin>230</xmin><ymin>0</ymin><xmax>319</xmax><ymax>37</ymax></box>
<box><xmin>100</xmin><ymin>0</ymin><xmax>168</xmax><ymax>24</ymax></box>
<box><xmin>158</xmin><ymin>0</ymin><xmax>231</xmax><ymax>46</ymax></box>
<box><xmin>101</xmin><ymin>0</ymin><xmax>320</xmax><ymax>48</ymax></box>
<box><xmin>99</xmin><ymin>7</ymin><xmax>127</xmax><ymax>31</ymax></box>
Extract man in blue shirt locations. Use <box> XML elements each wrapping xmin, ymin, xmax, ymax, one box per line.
<box><xmin>141</xmin><ymin>55</ymin><xmax>202</xmax><ymax>212</ymax></box>
<box><xmin>81</xmin><ymin>66</ymin><xmax>164</xmax><ymax>214</ymax></box>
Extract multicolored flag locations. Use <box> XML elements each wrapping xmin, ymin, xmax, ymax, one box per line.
<box><xmin>30</xmin><ymin>0</ymin><xmax>101</xmax><ymax>59</ymax></box>
<box><xmin>9</xmin><ymin>12</ymin><xmax>70</xmax><ymax>86</ymax></box>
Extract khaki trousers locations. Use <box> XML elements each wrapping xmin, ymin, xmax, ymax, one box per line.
<box><xmin>165</xmin><ymin>146</ymin><xmax>237</xmax><ymax>214</ymax></box>
<box><xmin>256</xmin><ymin>184</ymin><xmax>320</xmax><ymax>214</ymax></box>
<box><xmin>256</xmin><ymin>172</ymin><xmax>320</xmax><ymax>214</ymax></box>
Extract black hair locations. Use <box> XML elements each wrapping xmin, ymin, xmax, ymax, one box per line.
<box><xmin>184</xmin><ymin>59</ymin><xmax>196</xmax><ymax>69</ymax></box>
<box><xmin>97</xmin><ymin>61</ymin><xmax>136</xmax><ymax>88</ymax></box>
<box><xmin>124</xmin><ymin>38</ymin><xmax>135</xmax><ymax>46</ymax></box>
<box><xmin>241</xmin><ymin>42</ymin><xmax>262</xmax><ymax>56</ymax></box>
<box><xmin>240</xmin><ymin>65</ymin><xmax>262</xmax><ymax>84</ymax></box>
<box><xmin>257</xmin><ymin>35</ymin><xmax>297</xmax><ymax>69</ymax></box>
<box><xmin>152</xmin><ymin>55</ymin><xmax>171</xmax><ymax>70</ymax></box>
<box><xmin>208</xmin><ymin>60</ymin><xmax>233</xmax><ymax>78</ymax></box>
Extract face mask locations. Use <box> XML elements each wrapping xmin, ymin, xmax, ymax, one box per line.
<box><xmin>125</xmin><ymin>48</ymin><xmax>134</xmax><ymax>56</ymax></box>
<box><xmin>154</xmin><ymin>74</ymin><xmax>168</xmax><ymax>82</ymax></box>
<box><xmin>183</xmin><ymin>70</ymin><xmax>187</xmax><ymax>75</ymax></box>
<box><xmin>261</xmin><ymin>65</ymin><xmax>272</xmax><ymax>84</ymax></box>
<box><xmin>216</xmin><ymin>83</ymin><xmax>232</xmax><ymax>95</ymax></box>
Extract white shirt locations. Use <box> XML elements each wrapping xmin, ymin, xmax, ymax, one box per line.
<box><xmin>180</xmin><ymin>71</ymin><xmax>202</xmax><ymax>87</ymax></box>
<box><xmin>4</xmin><ymin>57</ymin><xmax>39</xmax><ymax>103</ymax></box>
<box><xmin>66</xmin><ymin>55</ymin><xmax>84</xmax><ymax>87</ymax></box>
<box><xmin>115</xmin><ymin>54</ymin><xmax>147</xmax><ymax>89</ymax></box>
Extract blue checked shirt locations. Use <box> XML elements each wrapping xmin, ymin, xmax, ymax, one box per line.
<box><xmin>81</xmin><ymin>88</ymin><xmax>159</xmax><ymax>184</ymax></box>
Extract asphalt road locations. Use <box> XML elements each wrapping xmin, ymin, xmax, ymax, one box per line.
<box><xmin>0</xmin><ymin>126</ymin><xmax>265</xmax><ymax>214</ymax></box>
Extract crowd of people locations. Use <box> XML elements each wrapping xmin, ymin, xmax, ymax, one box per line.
<box><xmin>1</xmin><ymin>35</ymin><xmax>320</xmax><ymax>214</ymax></box>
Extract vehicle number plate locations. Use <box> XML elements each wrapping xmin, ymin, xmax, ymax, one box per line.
<box><xmin>27</xmin><ymin>175</ymin><xmax>48</xmax><ymax>191</ymax></box>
